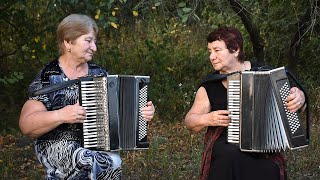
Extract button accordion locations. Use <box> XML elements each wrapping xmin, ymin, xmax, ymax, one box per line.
<box><xmin>79</xmin><ymin>75</ymin><xmax>150</xmax><ymax>151</ymax></box>
<box><xmin>227</xmin><ymin>67</ymin><xmax>309</xmax><ymax>152</ymax></box>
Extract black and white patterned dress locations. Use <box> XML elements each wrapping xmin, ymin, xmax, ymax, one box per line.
<box><xmin>28</xmin><ymin>59</ymin><xmax>122</xmax><ymax>180</ymax></box>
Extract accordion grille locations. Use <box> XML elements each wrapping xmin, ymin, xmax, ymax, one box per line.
<box><xmin>138</xmin><ymin>85</ymin><xmax>148</xmax><ymax>141</ymax></box>
<box><xmin>279</xmin><ymin>82</ymin><xmax>301</xmax><ymax>134</ymax></box>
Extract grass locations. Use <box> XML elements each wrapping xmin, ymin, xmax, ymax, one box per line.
<box><xmin>0</xmin><ymin>118</ymin><xmax>319</xmax><ymax>180</ymax></box>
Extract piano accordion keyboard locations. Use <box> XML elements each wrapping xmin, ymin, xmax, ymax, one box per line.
<box><xmin>227</xmin><ymin>73</ymin><xmax>241</xmax><ymax>144</ymax></box>
<box><xmin>80</xmin><ymin>77</ymin><xmax>110</xmax><ymax>150</ymax></box>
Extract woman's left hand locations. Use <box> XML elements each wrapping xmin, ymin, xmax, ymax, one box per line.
<box><xmin>286</xmin><ymin>87</ymin><xmax>305</xmax><ymax>112</ymax></box>
<box><xmin>141</xmin><ymin>101</ymin><xmax>155</xmax><ymax>121</ymax></box>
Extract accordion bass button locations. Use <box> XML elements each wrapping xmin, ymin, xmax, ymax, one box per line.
<box><xmin>109</xmin><ymin>81</ymin><xmax>116</xmax><ymax>88</ymax></box>
<box><xmin>140</xmin><ymin>78</ymin><xmax>147</xmax><ymax>83</ymax></box>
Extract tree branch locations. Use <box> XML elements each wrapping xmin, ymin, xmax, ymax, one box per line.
<box><xmin>228</xmin><ymin>0</ymin><xmax>265</xmax><ymax>63</ymax></box>
<box><xmin>288</xmin><ymin>0</ymin><xmax>318</xmax><ymax>75</ymax></box>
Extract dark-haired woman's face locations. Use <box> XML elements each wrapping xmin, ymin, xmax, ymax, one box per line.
<box><xmin>208</xmin><ymin>40</ymin><xmax>239</xmax><ymax>74</ymax></box>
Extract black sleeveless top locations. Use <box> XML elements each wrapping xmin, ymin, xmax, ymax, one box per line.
<box><xmin>201</xmin><ymin>66</ymin><xmax>282</xmax><ymax>180</ymax></box>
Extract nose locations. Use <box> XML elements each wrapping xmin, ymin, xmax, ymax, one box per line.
<box><xmin>91</xmin><ymin>41</ymin><xmax>97</xmax><ymax>52</ymax></box>
<box><xmin>210</xmin><ymin>51</ymin><xmax>217</xmax><ymax>61</ymax></box>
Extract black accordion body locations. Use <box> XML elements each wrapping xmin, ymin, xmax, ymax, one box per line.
<box><xmin>227</xmin><ymin>67</ymin><xmax>309</xmax><ymax>152</ymax></box>
<box><xmin>79</xmin><ymin>75</ymin><xmax>150</xmax><ymax>151</ymax></box>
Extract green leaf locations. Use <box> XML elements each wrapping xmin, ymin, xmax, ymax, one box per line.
<box><xmin>178</xmin><ymin>2</ymin><xmax>186</xmax><ymax>8</ymax></box>
<box><xmin>155</xmin><ymin>2</ymin><xmax>161</xmax><ymax>6</ymax></box>
<box><xmin>182</xmin><ymin>15</ymin><xmax>189</xmax><ymax>23</ymax></box>
<box><xmin>0</xmin><ymin>79</ymin><xmax>7</xmax><ymax>85</ymax></box>
<box><xmin>182</xmin><ymin>7</ymin><xmax>192</xmax><ymax>13</ymax></box>
<box><xmin>7</xmin><ymin>79</ymin><xmax>15</xmax><ymax>84</ymax></box>
<box><xmin>108</xmin><ymin>17</ymin><xmax>118</xmax><ymax>22</ymax></box>
<box><xmin>99</xmin><ymin>2</ymin><xmax>106</xmax><ymax>7</ymax></box>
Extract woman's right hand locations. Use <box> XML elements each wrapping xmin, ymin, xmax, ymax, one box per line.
<box><xmin>205</xmin><ymin>110</ymin><xmax>231</xmax><ymax>127</ymax></box>
<box><xmin>185</xmin><ymin>87</ymin><xmax>231</xmax><ymax>133</ymax></box>
<box><xmin>57</xmin><ymin>102</ymin><xmax>86</xmax><ymax>124</ymax></box>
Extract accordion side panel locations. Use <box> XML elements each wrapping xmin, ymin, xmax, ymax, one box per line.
<box><xmin>136</xmin><ymin>77</ymin><xmax>149</xmax><ymax>149</ymax></box>
<box><xmin>239</xmin><ymin>72</ymin><xmax>254</xmax><ymax>151</ymax></box>
<box><xmin>107</xmin><ymin>76</ymin><xmax>120</xmax><ymax>151</ymax></box>
<box><xmin>252</xmin><ymin>73</ymin><xmax>270</xmax><ymax>152</ymax></box>
<box><xmin>118</xmin><ymin>75</ymin><xmax>150</xmax><ymax>150</ymax></box>
<box><xmin>119</xmin><ymin>76</ymin><xmax>137</xmax><ymax>150</ymax></box>
<box><xmin>269</xmin><ymin>67</ymin><xmax>308</xmax><ymax>149</ymax></box>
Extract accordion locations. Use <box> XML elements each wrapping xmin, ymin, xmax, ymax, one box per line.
<box><xmin>79</xmin><ymin>75</ymin><xmax>150</xmax><ymax>151</ymax></box>
<box><xmin>227</xmin><ymin>67</ymin><xmax>309</xmax><ymax>152</ymax></box>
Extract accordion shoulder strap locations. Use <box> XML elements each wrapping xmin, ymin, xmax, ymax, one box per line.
<box><xmin>199</xmin><ymin>73</ymin><xmax>228</xmax><ymax>87</ymax></box>
<box><xmin>199</xmin><ymin>63</ymin><xmax>272</xmax><ymax>87</ymax></box>
<box><xmin>30</xmin><ymin>79</ymin><xmax>79</xmax><ymax>97</ymax></box>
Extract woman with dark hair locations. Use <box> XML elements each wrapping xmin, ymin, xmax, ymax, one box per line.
<box><xmin>19</xmin><ymin>14</ymin><xmax>155</xmax><ymax>179</ymax></box>
<box><xmin>184</xmin><ymin>26</ymin><xmax>306</xmax><ymax>180</ymax></box>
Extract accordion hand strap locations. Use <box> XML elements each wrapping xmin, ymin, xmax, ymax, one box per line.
<box><xmin>285</xmin><ymin>68</ymin><xmax>310</xmax><ymax>145</ymax></box>
<box><xmin>30</xmin><ymin>79</ymin><xmax>79</xmax><ymax>97</ymax></box>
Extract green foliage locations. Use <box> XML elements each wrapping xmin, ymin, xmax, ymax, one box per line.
<box><xmin>1</xmin><ymin>0</ymin><xmax>319</xmax><ymax>129</ymax></box>
<box><xmin>0</xmin><ymin>72</ymin><xmax>24</xmax><ymax>85</ymax></box>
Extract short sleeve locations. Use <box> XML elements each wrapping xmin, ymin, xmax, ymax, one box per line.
<box><xmin>28</xmin><ymin>69</ymin><xmax>50</xmax><ymax>108</ymax></box>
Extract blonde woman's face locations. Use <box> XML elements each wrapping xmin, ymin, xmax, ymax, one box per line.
<box><xmin>69</xmin><ymin>30</ymin><xmax>97</xmax><ymax>62</ymax></box>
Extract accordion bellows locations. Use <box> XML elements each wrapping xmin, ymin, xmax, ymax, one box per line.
<box><xmin>227</xmin><ymin>67</ymin><xmax>308</xmax><ymax>152</ymax></box>
<box><xmin>79</xmin><ymin>75</ymin><xmax>150</xmax><ymax>151</ymax></box>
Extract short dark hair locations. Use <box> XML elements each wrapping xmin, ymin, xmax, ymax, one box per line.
<box><xmin>207</xmin><ymin>26</ymin><xmax>245</xmax><ymax>62</ymax></box>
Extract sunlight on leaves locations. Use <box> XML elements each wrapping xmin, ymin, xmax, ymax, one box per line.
<box><xmin>34</xmin><ymin>36</ymin><xmax>40</xmax><ymax>43</ymax></box>
<box><xmin>132</xmin><ymin>10</ymin><xmax>139</xmax><ymax>17</ymax></box>
<box><xmin>42</xmin><ymin>43</ymin><xmax>46</xmax><ymax>50</ymax></box>
<box><xmin>110</xmin><ymin>22</ymin><xmax>118</xmax><ymax>29</ymax></box>
<box><xmin>95</xmin><ymin>9</ymin><xmax>101</xmax><ymax>20</ymax></box>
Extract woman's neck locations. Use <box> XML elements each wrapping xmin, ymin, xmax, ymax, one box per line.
<box><xmin>58</xmin><ymin>56</ymin><xmax>88</xmax><ymax>79</ymax></box>
<box><xmin>220</xmin><ymin>61</ymin><xmax>251</xmax><ymax>74</ymax></box>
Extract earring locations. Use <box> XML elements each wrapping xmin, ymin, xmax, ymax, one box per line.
<box><xmin>67</xmin><ymin>48</ymin><xmax>71</xmax><ymax>52</ymax></box>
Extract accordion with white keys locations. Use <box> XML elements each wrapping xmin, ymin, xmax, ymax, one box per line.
<box><xmin>227</xmin><ymin>67</ymin><xmax>309</xmax><ymax>152</ymax></box>
<box><xmin>79</xmin><ymin>75</ymin><xmax>150</xmax><ymax>151</ymax></box>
